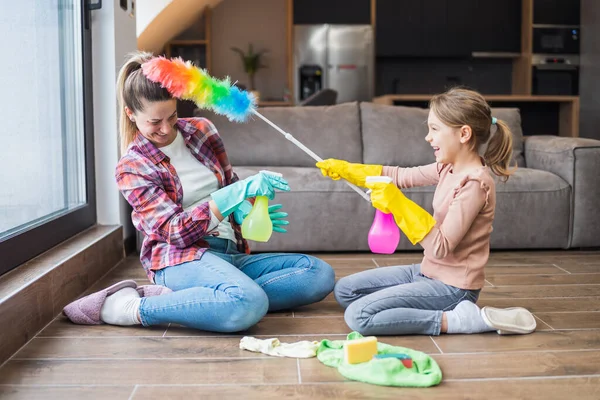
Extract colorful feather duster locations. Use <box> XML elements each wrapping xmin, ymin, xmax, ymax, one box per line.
<box><xmin>141</xmin><ymin>56</ymin><xmax>371</xmax><ymax>202</ymax></box>
<box><xmin>141</xmin><ymin>57</ymin><xmax>256</xmax><ymax>122</ymax></box>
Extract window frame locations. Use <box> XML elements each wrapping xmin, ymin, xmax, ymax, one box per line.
<box><xmin>0</xmin><ymin>1</ymin><xmax>96</xmax><ymax>276</ymax></box>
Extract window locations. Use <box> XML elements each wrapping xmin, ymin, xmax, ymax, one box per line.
<box><xmin>0</xmin><ymin>0</ymin><xmax>96</xmax><ymax>275</ymax></box>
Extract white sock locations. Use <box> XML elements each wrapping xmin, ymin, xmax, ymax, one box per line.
<box><xmin>446</xmin><ymin>300</ymin><xmax>494</xmax><ymax>334</ymax></box>
<box><xmin>100</xmin><ymin>287</ymin><xmax>142</xmax><ymax>326</ymax></box>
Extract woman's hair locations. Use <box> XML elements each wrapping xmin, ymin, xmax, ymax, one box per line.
<box><xmin>116</xmin><ymin>51</ymin><xmax>173</xmax><ymax>154</ymax></box>
<box><xmin>429</xmin><ymin>88</ymin><xmax>515</xmax><ymax>180</ymax></box>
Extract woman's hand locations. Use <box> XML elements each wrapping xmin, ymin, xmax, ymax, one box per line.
<box><xmin>233</xmin><ymin>202</ymin><xmax>290</xmax><ymax>233</ymax></box>
<box><xmin>211</xmin><ymin>171</ymin><xmax>290</xmax><ymax>218</ymax></box>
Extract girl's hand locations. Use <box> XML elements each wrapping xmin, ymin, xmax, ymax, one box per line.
<box><xmin>365</xmin><ymin>181</ymin><xmax>436</xmax><ymax>245</ymax></box>
<box><xmin>315</xmin><ymin>159</ymin><xmax>383</xmax><ymax>187</ymax></box>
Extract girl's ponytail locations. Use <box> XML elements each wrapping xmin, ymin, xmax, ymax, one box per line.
<box><xmin>484</xmin><ymin>119</ymin><xmax>514</xmax><ymax>181</ymax></box>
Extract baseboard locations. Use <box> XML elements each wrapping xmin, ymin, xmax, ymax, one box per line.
<box><xmin>0</xmin><ymin>225</ymin><xmax>124</xmax><ymax>365</ymax></box>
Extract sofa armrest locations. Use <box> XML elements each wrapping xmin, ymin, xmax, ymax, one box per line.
<box><xmin>524</xmin><ymin>135</ymin><xmax>600</xmax><ymax>247</ymax></box>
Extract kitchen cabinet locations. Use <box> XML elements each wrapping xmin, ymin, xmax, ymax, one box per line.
<box><xmin>534</xmin><ymin>0</ymin><xmax>580</xmax><ymax>25</ymax></box>
<box><xmin>293</xmin><ymin>0</ymin><xmax>371</xmax><ymax>25</ymax></box>
<box><xmin>471</xmin><ymin>0</ymin><xmax>521</xmax><ymax>53</ymax></box>
<box><xmin>376</xmin><ymin>0</ymin><xmax>521</xmax><ymax>57</ymax></box>
<box><xmin>377</xmin><ymin>0</ymin><xmax>471</xmax><ymax>57</ymax></box>
<box><xmin>376</xmin><ymin>0</ymin><xmax>424</xmax><ymax>57</ymax></box>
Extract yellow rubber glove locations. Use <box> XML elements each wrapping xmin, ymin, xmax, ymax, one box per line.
<box><xmin>365</xmin><ymin>181</ymin><xmax>436</xmax><ymax>245</ymax></box>
<box><xmin>315</xmin><ymin>159</ymin><xmax>383</xmax><ymax>187</ymax></box>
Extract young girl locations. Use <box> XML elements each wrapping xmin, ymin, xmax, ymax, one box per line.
<box><xmin>63</xmin><ymin>51</ymin><xmax>335</xmax><ymax>332</ymax></box>
<box><xmin>317</xmin><ymin>88</ymin><xmax>536</xmax><ymax>335</ymax></box>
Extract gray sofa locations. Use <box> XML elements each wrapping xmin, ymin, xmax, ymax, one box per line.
<box><xmin>196</xmin><ymin>102</ymin><xmax>600</xmax><ymax>252</ymax></box>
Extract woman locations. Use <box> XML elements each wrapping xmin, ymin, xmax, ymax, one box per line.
<box><xmin>63</xmin><ymin>51</ymin><xmax>335</xmax><ymax>332</ymax></box>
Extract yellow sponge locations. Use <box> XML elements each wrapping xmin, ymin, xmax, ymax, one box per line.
<box><xmin>343</xmin><ymin>336</ymin><xmax>378</xmax><ymax>364</ymax></box>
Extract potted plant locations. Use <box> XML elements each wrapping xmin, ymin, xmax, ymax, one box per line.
<box><xmin>231</xmin><ymin>43</ymin><xmax>268</xmax><ymax>99</ymax></box>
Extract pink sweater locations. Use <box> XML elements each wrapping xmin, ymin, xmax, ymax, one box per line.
<box><xmin>382</xmin><ymin>163</ymin><xmax>495</xmax><ymax>290</ymax></box>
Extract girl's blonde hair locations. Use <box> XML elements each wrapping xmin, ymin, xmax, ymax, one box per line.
<box><xmin>116</xmin><ymin>51</ymin><xmax>173</xmax><ymax>154</ymax></box>
<box><xmin>429</xmin><ymin>88</ymin><xmax>515</xmax><ymax>180</ymax></box>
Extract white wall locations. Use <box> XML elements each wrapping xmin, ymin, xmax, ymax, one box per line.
<box><xmin>211</xmin><ymin>0</ymin><xmax>288</xmax><ymax>100</ymax></box>
<box><xmin>136</xmin><ymin>0</ymin><xmax>173</xmax><ymax>37</ymax></box>
<box><xmin>92</xmin><ymin>0</ymin><xmax>138</xmax><ymax>238</ymax></box>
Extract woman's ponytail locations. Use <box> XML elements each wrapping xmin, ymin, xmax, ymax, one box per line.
<box><xmin>116</xmin><ymin>51</ymin><xmax>171</xmax><ymax>154</ymax></box>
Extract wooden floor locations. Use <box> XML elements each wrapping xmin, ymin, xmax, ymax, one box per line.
<box><xmin>1</xmin><ymin>251</ymin><xmax>600</xmax><ymax>399</ymax></box>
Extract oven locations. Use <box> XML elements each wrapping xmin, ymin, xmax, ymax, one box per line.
<box><xmin>532</xmin><ymin>55</ymin><xmax>579</xmax><ymax>96</ymax></box>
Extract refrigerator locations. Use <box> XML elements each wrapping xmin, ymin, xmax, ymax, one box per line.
<box><xmin>294</xmin><ymin>24</ymin><xmax>374</xmax><ymax>104</ymax></box>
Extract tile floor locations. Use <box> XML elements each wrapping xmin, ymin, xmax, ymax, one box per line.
<box><xmin>1</xmin><ymin>251</ymin><xmax>600</xmax><ymax>399</ymax></box>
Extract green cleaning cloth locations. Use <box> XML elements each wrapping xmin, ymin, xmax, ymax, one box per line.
<box><xmin>316</xmin><ymin>332</ymin><xmax>442</xmax><ymax>387</ymax></box>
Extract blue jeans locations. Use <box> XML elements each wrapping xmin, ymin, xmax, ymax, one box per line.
<box><xmin>139</xmin><ymin>237</ymin><xmax>335</xmax><ymax>332</ymax></box>
<box><xmin>334</xmin><ymin>264</ymin><xmax>480</xmax><ymax>336</ymax></box>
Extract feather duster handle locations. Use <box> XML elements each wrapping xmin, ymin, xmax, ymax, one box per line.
<box><xmin>141</xmin><ymin>57</ymin><xmax>256</xmax><ymax>122</ymax></box>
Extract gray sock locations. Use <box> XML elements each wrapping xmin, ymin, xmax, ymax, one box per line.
<box><xmin>446</xmin><ymin>300</ymin><xmax>494</xmax><ymax>334</ymax></box>
<box><xmin>100</xmin><ymin>287</ymin><xmax>142</xmax><ymax>326</ymax></box>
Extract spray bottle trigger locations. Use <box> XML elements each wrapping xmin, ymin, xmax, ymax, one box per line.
<box><xmin>365</xmin><ymin>176</ymin><xmax>393</xmax><ymax>194</ymax></box>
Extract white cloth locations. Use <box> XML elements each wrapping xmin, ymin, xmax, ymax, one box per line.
<box><xmin>240</xmin><ymin>336</ymin><xmax>320</xmax><ymax>358</ymax></box>
<box><xmin>159</xmin><ymin>131</ymin><xmax>236</xmax><ymax>241</ymax></box>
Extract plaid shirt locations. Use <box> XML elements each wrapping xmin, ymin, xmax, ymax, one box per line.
<box><xmin>115</xmin><ymin>118</ymin><xmax>250</xmax><ymax>282</ymax></box>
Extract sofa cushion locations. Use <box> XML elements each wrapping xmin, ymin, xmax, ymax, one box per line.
<box><xmin>360</xmin><ymin>103</ymin><xmax>525</xmax><ymax>168</ymax></box>
<box><xmin>233</xmin><ymin>166</ymin><xmax>377</xmax><ymax>252</ymax></box>
<box><xmin>492</xmin><ymin>168</ymin><xmax>570</xmax><ymax>248</ymax></box>
<box><xmin>403</xmin><ymin>168</ymin><xmax>570</xmax><ymax>249</ymax></box>
<box><xmin>395</xmin><ymin>168</ymin><xmax>570</xmax><ymax>249</ymax></box>
<box><xmin>487</xmin><ymin>108</ymin><xmax>526</xmax><ymax>167</ymax></box>
<box><xmin>361</xmin><ymin>104</ymin><xmax>433</xmax><ymax>167</ymax></box>
<box><xmin>234</xmin><ymin>166</ymin><xmax>569</xmax><ymax>251</ymax></box>
<box><xmin>195</xmin><ymin>102</ymin><xmax>363</xmax><ymax>167</ymax></box>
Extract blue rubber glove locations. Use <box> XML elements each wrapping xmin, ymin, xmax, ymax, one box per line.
<box><xmin>211</xmin><ymin>171</ymin><xmax>290</xmax><ymax>218</ymax></box>
<box><xmin>233</xmin><ymin>201</ymin><xmax>290</xmax><ymax>233</ymax></box>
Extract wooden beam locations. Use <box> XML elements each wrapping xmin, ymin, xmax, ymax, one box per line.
<box><xmin>512</xmin><ymin>0</ymin><xmax>533</xmax><ymax>95</ymax></box>
<box><xmin>559</xmin><ymin>97</ymin><xmax>580</xmax><ymax>137</ymax></box>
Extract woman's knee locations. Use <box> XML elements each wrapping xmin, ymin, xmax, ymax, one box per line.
<box><xmin>220</xmin><ymin>284</ymin><xmax>269</xmax><ymax>332</ymax></box>
<box><xmin>180</xmin><ymin>283</ymin><xmax>267</xmax><ymax>333</ymax></box>
<box><xmin>306</xmin><ymin>256</ymin><xmax>335</xmax><ymax>300</ymax></box>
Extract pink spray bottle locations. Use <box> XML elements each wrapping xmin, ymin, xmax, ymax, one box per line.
<box><xmin>366</xmin><ymin>176</ymin><xmax>400</xmax><ymax>254</ymax></box>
